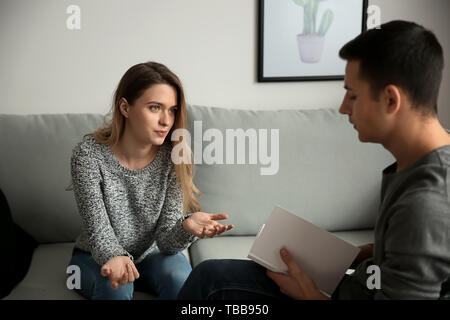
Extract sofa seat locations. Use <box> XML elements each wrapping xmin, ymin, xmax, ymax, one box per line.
<box><xmin>188</xmin><ymin>229</ymin><xmax>374</xmax><ymax>267</ymax></box>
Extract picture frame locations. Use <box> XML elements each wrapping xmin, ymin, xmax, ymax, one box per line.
<box><xmin>258</xmin><ymin>0</ymin><xmax>368</xmax><ymax>82</ymax></box>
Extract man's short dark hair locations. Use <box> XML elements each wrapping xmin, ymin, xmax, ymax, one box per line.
<box><xmin>339</xmin><ymin>20</ymin><xmax>444</xmax><ymax>116</ymax></box>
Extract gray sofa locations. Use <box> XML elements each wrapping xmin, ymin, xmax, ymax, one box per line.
<box><xmin>0</xmin><ymin>105</ymin><xmax>393</xmax><ymax>300</ymax></box>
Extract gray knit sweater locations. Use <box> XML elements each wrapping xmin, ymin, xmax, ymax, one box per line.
<box><xmin>71</xmin><ymin>135</ymin><xmax>197</xmax><ymax>266</ymax></box>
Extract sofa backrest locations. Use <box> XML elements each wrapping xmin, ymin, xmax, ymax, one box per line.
<box><xmin>0</xmin><ymin>106</ymin><xmax>394</xmax><ymax>243</ymax></box>
<box><xmin>187</xmin><ymin>105</ymin><xmax>394</xmax><ymax>236</ymax></box>
<box><xmin>0</xmin><ymin>114</ymin><xmax>104</xmax><ymax>243</ymax></box>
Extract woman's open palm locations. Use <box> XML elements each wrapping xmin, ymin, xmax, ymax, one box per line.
<box><xmin>182</xmin><ymin>212</ymin><xmax>234</xmax><ymax>238</ymax></box>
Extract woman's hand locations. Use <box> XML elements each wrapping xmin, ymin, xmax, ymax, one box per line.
<box><xmin>100</xmin><ymin>256</ymin><xmax>140</xmax><ymax>289</ymax></box>
<box><xmin>182</xmin><ymin>212</ymin><xmax>234</xmax><ymax>238</ymax></box>
<box><xmin>266</xmin><ymin>248</ymin><xmax>330</xmax><ymax>300</ymax></box>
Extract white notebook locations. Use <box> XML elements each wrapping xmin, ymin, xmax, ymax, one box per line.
<box><xmin>248</xmin><ymin>205</ymin><xmax>360</xmax><ymax>296</ymax></box>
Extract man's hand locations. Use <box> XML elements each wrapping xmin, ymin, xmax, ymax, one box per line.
<box><xmin>266</xmin><ymin>248</ymin><xmax>330</xmax><ymax>300</ymax></box>
<box><xmin>350</xmin><ymin>243</ymin><xmax>373</xmax><ymax>269</ymax></box>
<box><xmin>182</xmin><ymin>212</ymin><xmax>234</xmax><ymax>238</ymax></box>
<box><xmin>101</xmin><ymin>256</ymin><xmax>140</xmax><ymax>290</ymax></box>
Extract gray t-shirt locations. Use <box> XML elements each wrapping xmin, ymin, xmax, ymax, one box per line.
<box><xmin>71</xmin><ymin>135</ymin><xmax>197</xmax><ymax>266</ymax></box>
<box><xmin>336</xmin><ymin>145</ymin><xmax>450</xmax><ymax>299</ymax></box>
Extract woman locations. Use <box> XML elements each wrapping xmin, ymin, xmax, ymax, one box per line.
<box><xmin>68</xmin><ymin>61</ymin><xmax>233</xmax><ymax>300</ymax></box>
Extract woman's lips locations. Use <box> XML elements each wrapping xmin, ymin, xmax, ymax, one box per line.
<box><xmin>155</xmin><ymin>131</ymin><xmax>167</xmax><ymax>137</ymax></box>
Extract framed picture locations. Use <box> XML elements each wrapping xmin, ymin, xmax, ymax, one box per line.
<box><xmin>258</xmin><ymin>0</ymin><xmax>368</xmax><ymax>82</ymax></box>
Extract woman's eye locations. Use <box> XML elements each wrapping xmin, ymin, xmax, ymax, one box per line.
<box><xmin>170</xmin><ymin>108</ymin><xmax>178</xmax><ymax>114</ymax></box>
<box><xmin>349</xmin><ymin>95</ymin><xmax>357</xmax><ymax>101</ymax></box>
<box><xmin>149</xmin><ymin>105</ymin><xmax>160</xmax><ymax>111</ymax></box>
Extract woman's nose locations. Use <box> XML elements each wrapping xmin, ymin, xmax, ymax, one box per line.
<box><xmin>159</xmin><ymin>111</ymin><xmax>170</xmax><ymax>126</ymax></box>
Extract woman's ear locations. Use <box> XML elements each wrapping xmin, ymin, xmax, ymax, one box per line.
<box><xmin>383</xmin><ymin>85</ymin><xmax>401</xmax><ymax>115</ymax></box>
<box><xmin>119</xmin><ymin>98</ymin><xmax>130</xmax><ymax>118</ymax></box>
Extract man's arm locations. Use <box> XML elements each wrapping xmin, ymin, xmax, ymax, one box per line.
<box><xmin>374</xmin><ymin>190</ymin><xmax>450</xmax><ymax>299</ymax></box>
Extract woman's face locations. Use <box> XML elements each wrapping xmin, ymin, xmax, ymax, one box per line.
<box><xmin>122</xmin><ymin>84</ymin><xmax>178</xmax><ymax>146</ymax></box>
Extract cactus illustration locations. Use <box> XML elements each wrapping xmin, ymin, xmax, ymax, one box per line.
<box><xmin>292</xmin><ymin>0</ymin><xmax>334</xmax><ymax>36</ymax></box>
<box><xmin>317</xmin><ymin>9</ymin><xmax>333</xmax><ymax>36</ymax></box>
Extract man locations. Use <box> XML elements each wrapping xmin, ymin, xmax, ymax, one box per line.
<box><xmin>178</xmin><ymin>20</ymin><xmax>450</xmax><ymax>300</ymax></box>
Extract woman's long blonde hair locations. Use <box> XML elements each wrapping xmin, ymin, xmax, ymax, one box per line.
<box><xmin>90</xmin><ymin>61</ymin><xmax>201</xmax><ymax>214</ymax></box>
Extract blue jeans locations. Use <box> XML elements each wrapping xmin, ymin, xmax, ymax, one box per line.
<box><xmin>68</xmin><ymin>248</ymin><xmax>192</xmax><ymax>300</ymax></box>
<box><xmin>177</xmin><ymin>259</ymin><xmax>290</xmax><ymax>300</ymax></box>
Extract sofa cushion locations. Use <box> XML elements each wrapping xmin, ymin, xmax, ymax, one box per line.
<box><xmin>188</xmin><ymin>230</ymin><xmax>374</xmax><ymax>267</ymax></box>
<box><xmin>186</xmin><ymin>105</ymin><xmax>394</xmax><ymax>235</ymax></box>
<box><xmin>2</xmin><ymin>243</ymin><xmax>85</xmax><ymax>300</ymax></box>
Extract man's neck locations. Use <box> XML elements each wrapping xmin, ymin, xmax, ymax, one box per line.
<box><xmin>382</xmin><ymin>116</ymin><xmax>450</xmax><ymax>173</ymax></box>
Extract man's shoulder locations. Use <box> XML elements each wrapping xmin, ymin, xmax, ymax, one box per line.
<box><xmin>398</xmin><ymin>169</ymin><xmax>448</xmax><ymax>210</ymax></box>
<box><xmin>399</xmin><ymin>146</ymin><xmax>449</xmax><ymax>197</ymax></box>
<box><xmin>390</xmin><ymin>172</ymin><xmax>449</xmax><ymax>224</ymax></box>
<box><xmin>385</xmin><ymin>148</ymin><xmax>449</xmax><ymax>221</ymax></box>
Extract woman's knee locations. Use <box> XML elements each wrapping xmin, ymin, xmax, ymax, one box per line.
<box><xmin>91</xmin><ymin>279</ymin><xmax>134</xmax><ymax>300</ymax></box>
<box><xmin>68</xmin><ymin>251</ymin><xmax>134</xmax><ymax>300</ymax></box>
<box><xmin>160</xmin><ymin>257</ymin><xmax>191</xmax><ymax>285</ymax></box>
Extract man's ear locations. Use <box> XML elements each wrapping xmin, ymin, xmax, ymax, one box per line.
<box><xmin>383</xmin><ymin>85</ymin><xmax>402</xmax><ymax>115</ymax></box>
<box><xmin>119</xmin><ymin>98</ymin><xmax>130</xmax><ymax>118</ymax></box>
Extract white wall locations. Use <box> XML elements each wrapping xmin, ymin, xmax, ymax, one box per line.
<box><xmin>0</xmin><ymin>0</ymin><xmax>449</xmax><ymax>127</ymax></box>
<box><xmin>371</xmin><ymin>0</ymin><xmax>450</xmax><ymax>127</ymax></box>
